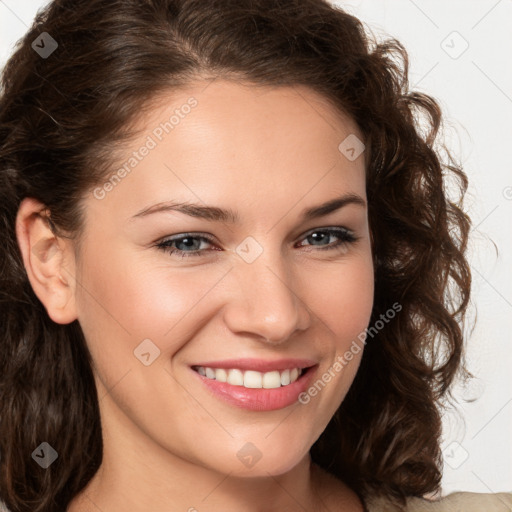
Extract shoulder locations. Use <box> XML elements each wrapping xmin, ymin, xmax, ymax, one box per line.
<box><xmin>365</xmin><ymin>491</ymin><xmax>512</xmax><ymax>512</ymax></box>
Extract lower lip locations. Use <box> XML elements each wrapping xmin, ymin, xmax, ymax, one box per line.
<box><xmin>191</xmin><ymin>366</ymin><xmax>318</xmax><ymax>411</ymax></box>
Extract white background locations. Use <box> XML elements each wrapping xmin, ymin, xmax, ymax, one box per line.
<box><xmin>1</xmin><ymin>0</ymin><xmax>511</xmax><ymax>497</ymax></box>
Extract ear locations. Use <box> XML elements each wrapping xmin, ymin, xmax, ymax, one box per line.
<box><xmin>15</xmin><ymin>197</ymin><xmax>78</xmax><ymax>325</ymax></box>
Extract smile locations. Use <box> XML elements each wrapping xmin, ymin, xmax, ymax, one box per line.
<box><xmin>193</xmin><ymin>366</ymin><xmax>305</xmax><ymax>389</ymax></box>
<box><xmin>190</xmin><ymin>358</ymin><xmax>318</xmax><ymax>411</ymax></box>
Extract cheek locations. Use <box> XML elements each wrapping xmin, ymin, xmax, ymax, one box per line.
<box><xmin>332</xmin><ymin>258</ymin><xmax>374</xmax><ymax>382</ymax></box>
<box><xmin>74</xmin><ymin>246</ymin><xmax>225</xmax><ymax>385</ymax></box>
<box><xmin>295</xmin><ymin>254</ymin><xmax>374</xmax><ymax>415</ymax></box>
<box><xmin>305</xmin><ymin>255</ymin><xmax>374</xmax><ymax>348</ymax></box>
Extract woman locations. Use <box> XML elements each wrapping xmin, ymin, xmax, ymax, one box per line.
<box><xmin>0</xmin><ymin>1</ymin><xmax>510</xmax><ymax>511</ymax></box>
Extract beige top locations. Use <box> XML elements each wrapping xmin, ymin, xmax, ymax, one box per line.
<box><xmin>365</xmin><ymin>491</ymin><xmax>512</xmax><ymax>511</ymax></box>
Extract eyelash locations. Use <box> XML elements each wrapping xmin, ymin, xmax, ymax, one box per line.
<box><xmin>155</xmin><ymin>227</ymin><xmax>359</xmax><ymax>259</ymax></box>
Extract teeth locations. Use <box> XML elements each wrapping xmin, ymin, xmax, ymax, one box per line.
<box><xmin>280</xmin><ymin>369</ymin><xmax>290</xmax><ymax>386</ymax></box>
<box><xmin>263</xmin><ymin>371</ymin><xmax>281</xmax><ymax>389</ymax></box>
<box><xmin>195</xmin><ymin>366</ymin><xmax>304</xmax><ymax>389</ymax></box>
<box><xmin>227</xmin><ymin>368</ymin><xmax>244</xmax><ymax>386</ymax></box>
<box><xmin>244</xmin><ymin>370</ymin><xmax>262</xmax><ymax>388</ymax></box>
<box><xmin>215</xmin><ymin>368</ymin><xmax>227</xmax><ymax>383</ymax></box>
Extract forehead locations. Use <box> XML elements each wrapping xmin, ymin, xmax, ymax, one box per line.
<box><xmin>141</xmin><ymin>78</ymin><xmax>362</xmax><ymax>146</ymax></box>
<box><xmin>131</xmin><ymin>79</ymin><xmax>363</xmax><ymax>174</ymax></box>
<box><xmin>86</xmin><ymin>79</ymin><xmax>366</xmax><ymax>226</ymax></box>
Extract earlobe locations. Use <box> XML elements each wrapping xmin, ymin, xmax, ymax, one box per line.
<box><xmin>15</xmin><ymin>197</ymin><xmax>78</xmax><ymax>325</ymax></box>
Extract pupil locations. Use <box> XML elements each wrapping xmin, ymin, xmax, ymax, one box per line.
<box><xmin>181</xmin><ymin>238</ymin><xmax>196</xmax><ymax>249</ymax></box>
<box><xmin>310</xmin><ymin>232</ymin><xmax>328</xmax><ymax>245</ymax></box>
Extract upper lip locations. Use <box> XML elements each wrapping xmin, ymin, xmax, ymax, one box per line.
<box><xmin>191</xmin><ymin>358</ymin><xmax>317</xmax><ymax>373</ymax></box>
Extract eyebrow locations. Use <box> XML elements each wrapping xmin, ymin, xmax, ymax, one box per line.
<box><xmin>130</xmin><ymin>193</ymin><xmax>366</xmax><ymax>224</ymax></box>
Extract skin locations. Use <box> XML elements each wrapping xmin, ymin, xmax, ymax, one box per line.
<box><xmin>16</xmin><ymin>79</ymin><xmax>374</xmax><ymax>512</ymax></box>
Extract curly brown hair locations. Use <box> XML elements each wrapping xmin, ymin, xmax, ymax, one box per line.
<box><xmin>0</xmin><ymin>0</ymin><xmax>471</xmax><ymax>511</ymax></box>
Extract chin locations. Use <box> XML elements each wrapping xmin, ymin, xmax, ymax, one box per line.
<box><xmin>198</xmin><ymin>437</ymin><xmax>311</xmax><ymax>478</ymax></box>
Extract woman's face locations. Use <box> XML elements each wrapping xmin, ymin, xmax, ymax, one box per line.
<box><xmin>73</xmin><ymin>80</ymin><xmax>374</xmax><ymax>476</ymax></box>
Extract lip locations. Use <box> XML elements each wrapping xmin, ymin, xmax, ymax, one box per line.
<box><xmin>190</xmin><ymin>359</ymin><xmax>319</xmax><ymax>412</ymax></box>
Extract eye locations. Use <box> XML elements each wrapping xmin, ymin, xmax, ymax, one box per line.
<box><xmin>297</xmin><ymin>227</ymin><xmax>358</xmax><ymax>252</ymax></box>
<box><xmin>155</xmin><ymin>233</ymin><xmax>217</xmax><ymax>259</ymax></box>
<box><xmin>155</xmin><ymin>227</ymin><xmax>358</xmax><ymax>259</ymax></box>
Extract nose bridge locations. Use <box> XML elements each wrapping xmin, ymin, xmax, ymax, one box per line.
<box><xmin>224</xmin><ymin>241</ymin><xmax>310</xmax><ymax>342</ymax></box>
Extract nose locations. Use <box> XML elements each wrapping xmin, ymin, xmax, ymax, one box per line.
<box><xmin>222</xmin><ymin>252</ymin><xmax>312</xmax><ymax>344</ymax></box>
